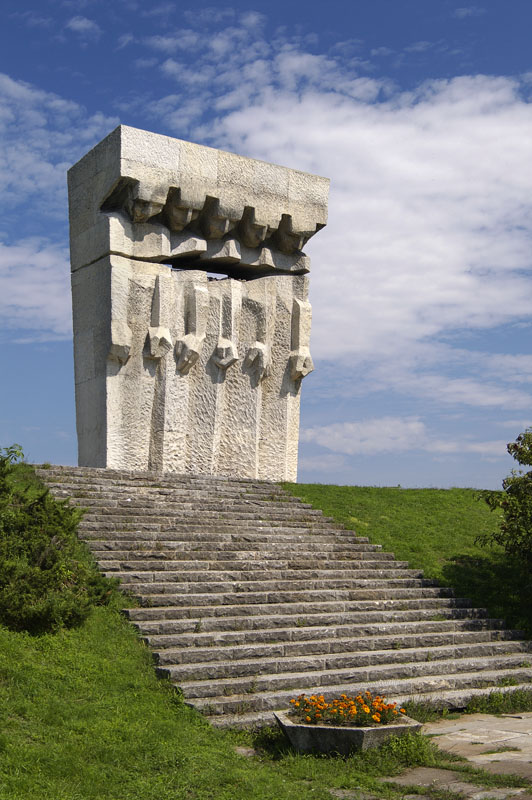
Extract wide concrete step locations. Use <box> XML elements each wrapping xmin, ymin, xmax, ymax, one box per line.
<box><xmin>140</xmin><ymin>619</ymin><xmax>514</xmax><ymax>649</ymax></box>
<box><xmin>45</xmin><ymin>484</ymin><xmax>308</xmax><ymax>505</ymax></box>
<box><xmin>102</xmin><ymin>564</ymin><xmax>420</xmax><ymax>581</ymax></box>
<box><xmin>178</xmin><ymin>657</ymin><xmax>532</xmax><ymax>712</ymax></box>
<box><xmin>69</xmin><ymin>499</ymin><xmax>318</xmax><ymax>514</ymax></box>
<box><xmin>166</xmin><ymin>642</ymin><xmax>531</xmax><ymax>685</ymax></box>
<box><xmin>98</xmin><ymin>558</ymin><xmax>411</xmax><ymax>574</ymax></box>
<box><xmin>87</xmin><ymin>541</ymin><xmax>383</xmax><ymax>555</ymax></box>
<box><xmin>35</xmin><ymin>465</ymin><xmax>285</xmax><ymax>495</ymax></box>
<box><xmin>129</xmin><ymin>609</ymin><xmax>498</xmax><ymax>635</ymax></box>
<box><xmin>80</xmin><ymin>507</ymin><xmax>328</xmax><ymax>523</ymax></box>
<box><xmin>151</xmin><ymin>629</ymin><xmax>521</xmax><ymax>667</ymax></box>
<box><xmin>113</xmin><ymin>573</ymin><xmax>432</xmax><ymax>591</ymax></box>
<box><xmin>127</xmin><ymin>585</ymin><xmax>455</xmax><ymax>604</ymax></box>
<box><xmin>129</xmin><ymin>595</ymin><xmax>474</xmax><ymax>614</ymax></box>
<box><xmin>79</xmin><ymin>523</ymin><xmax>359</xmax><ymax>537</ymax></box>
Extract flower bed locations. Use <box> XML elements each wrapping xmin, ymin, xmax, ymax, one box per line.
<box><xmin>274</xmin><ymin>691</ymin><xmax>422</xmax><ymax>755</ymax></box>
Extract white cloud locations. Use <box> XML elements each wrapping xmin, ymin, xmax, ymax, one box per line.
<box><xmin>117</xmin><ymin>33</ymin><xmax>135</xmax><ymax>49</ymax></box>
<box><xmin>0</xmin><ymin>239</ymin><xmax>71</xmax><ymax>340</ymax></box>
<box><xmin>207</xmin><ymin>75</ymin><xmax>532</xmax><ymax>393</ymax></box>
<box><xmin>146</xmin><ymin>30</ymin><xmax>200</xmax><ymax>53</ymax></box>
<box><xmin>453</xmin><ymin>6</ymin><xmax>486</xmax><ymax>19</ymax></box>
<box><xmin>141</xmin><ymin>3</ymin><xmax>175</xmax><ymax>17</ymax></box>
<box><xmin>0</xmin><ymin>74</ymin><xmax>117</xmax><ymax>340</ymax></box>
<box><xmin>302</xmin><ymin>417</ymin><xmax>428</xmax><ymax>455</ymax></box>
<box><xmin>240</xmin><ymin>11</ymin><xmax>266</xmax><ymax>30</ymax></box>
<box><xmin>11</xmin><ymin>11</ymin><xmax>53</xmax><ymax>28</ymax></box>
<box><xmin>0</xmin><ymin>73</ymin><xmax>117</xmax><ymax>220</ymax></box>
<box><xmin>301</xmin><ymin>417</ymin><xmax>508</xmax><ymax>459</ymax></box>
<box><xmin>297</xmin><ymin>453</ymin><xmax>348</xmax><ymax>473</ymax></box>
<box><xmin>65</xmin><ymin>15</ymin><xmax>101</xmax><ymax>39</ymax></box>
<box><xmin>405</xmin><ymin>41</ymin><xmax>433</xmax><ymax>53</ymax></box>
<box><xmin>371</xmin><ymin>47</ymin><xmax>394</xmax><ymax>57</ymax></box>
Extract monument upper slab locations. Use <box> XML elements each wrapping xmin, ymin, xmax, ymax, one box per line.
<box><xmin>68</xmin><ymin>125</ymin><xmax>329</xmax><ymax>276</ymax></box>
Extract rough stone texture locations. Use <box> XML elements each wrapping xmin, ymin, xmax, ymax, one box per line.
<box><xmin>68</xmin><ymin>125</ymin><xmax>329</xmax><ymax>479</ymax></box>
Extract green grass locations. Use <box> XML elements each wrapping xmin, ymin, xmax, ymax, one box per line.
<box><xmin>282</xmin><ymin>484</ymin><xmax>532</xmax><ymax>635</ymax></box>
<box><xmin>282</xmin><ymin>485</ymin><xmax>500</xmax><ymax>582</ymax></box>
<box><xmin>0</xmin><ymin>604</ymin><xmax>489</xmax><ymax>800</ymax></box>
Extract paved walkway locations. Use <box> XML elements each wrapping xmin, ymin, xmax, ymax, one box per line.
<box><xmin>379</xmin><ymin>712</ymin><xmax>532</xmax><ymax>799</ymax></box>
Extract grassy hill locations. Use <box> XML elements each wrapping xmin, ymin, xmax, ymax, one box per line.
<box><xmin>1</xmin><ymin>476</ymin><xmax>532</xmax><ymax>800</ymax></box>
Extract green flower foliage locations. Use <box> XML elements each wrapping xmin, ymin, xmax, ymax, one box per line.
<box><xmin>0</xmin><ymin>445</ymin><xmax>118</xmax><ymax>634</ymax></box>
<box><xmin>479</xmin><ymin>428</ymin><xmax>532</xmax><ymax>564</ymax></box>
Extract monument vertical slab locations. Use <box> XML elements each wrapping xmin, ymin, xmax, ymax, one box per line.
<box><xmin>68</xmin><ymin>125</ymin><xmax>328</xmax><ymax>481</ymax></box>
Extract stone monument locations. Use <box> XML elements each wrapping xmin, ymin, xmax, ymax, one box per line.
<box><xmin>68</xmin><ymin>125</ymin><xmax>329</xmax><ymax>480</ymax></box>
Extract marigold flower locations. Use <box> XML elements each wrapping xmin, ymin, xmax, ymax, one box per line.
<box><xmin>363</xmin><ymin>705</ymin><xmax>370</xmax><ymax>713</ymax></box>
<box><xmin>306</xmin><ymin>716</ymin><xmax>311</xmax><ymax>722</ymax></box>
<box><xmin>372</xmin><ymin>714</ymin><xmax>380</xmax><ymax>722</ymax></box>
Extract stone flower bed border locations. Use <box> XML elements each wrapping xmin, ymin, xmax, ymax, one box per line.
<box><xmin>274</xmin><ymin>711</ymin><xmax>423</xmax><ymax>756</ymax></box>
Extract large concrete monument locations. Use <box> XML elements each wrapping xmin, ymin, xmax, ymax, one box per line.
<box><xmin>68</xmin><ymin>126</ymin><xmax>329</xmax><ymax>480</ymax></box>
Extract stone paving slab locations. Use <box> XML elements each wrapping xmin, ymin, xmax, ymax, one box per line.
<box><xmin>424</xmin><ymin>712</ymin><xmax>532</xmax><ymax>776</ymax></box>
<box><xmin>375</xmin><ymin>713</ymin><xmax>532</xmax><ymax>799</ymax></box>
<box><xmin>382</xmin><ymin>766</ymin><xmax>526</xmax><ymax>798</ymax></box>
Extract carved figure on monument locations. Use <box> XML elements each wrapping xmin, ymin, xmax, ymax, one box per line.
<box><xmin>68</xmin><ymin>125</ymin><xmax>329</xmax><ymax>480</ymax></box>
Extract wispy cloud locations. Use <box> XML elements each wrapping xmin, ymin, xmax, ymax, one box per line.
<box><xmin>405</xmin><ymin>41</ymin><xmax>433</xmax><ymax>53</ymax></box>
<box><xmin>65</xmin><ymin>15</ymin><xmax>102</xmax><ymax>40</ymax></box>
<box><xmin>0</xmin><ymin>238</ymin><xmax>71</xmax><ymax>340</ymax></box>
<box><xmin>11</xmin><ymin>11</ymin><xmax>53</xmax><ymax>28</ymax></box>
<box><xmin>453</xmin><ymin>6</ymin><xmax>486</xmax><ymax>19</ymax></box>
<box><xmin>301</xmin><ymin>417</ymin><xmax>507</xmax><ymax>459</ymax></box>
<box><xmin>116</xmin><ymin>33</ymin><xmax>135</xmax><ymax>50</ymax></box>
<box><xmin>141</xmin><ymin>2</ymin><xmax>176</xmax><ymax>17</ymax></box>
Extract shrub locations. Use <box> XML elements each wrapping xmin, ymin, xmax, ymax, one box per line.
<box><xmin>478</xmin><ymin>428</ymin><xmax>532</xmax><ymax>564</ymax></box>
<box><xmin>0</xmin><ymin>445</ymin><xmax>118</xmax><ymax>634</ymax></box>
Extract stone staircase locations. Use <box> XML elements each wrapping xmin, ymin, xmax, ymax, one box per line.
<box><xmin>37</xmin><ymin>465</ymin><xmax>532</xmax><ymax>728</ymax></box>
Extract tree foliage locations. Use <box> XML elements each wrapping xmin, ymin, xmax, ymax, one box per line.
<box><xmin>0</xmin><ymin>445</ymin><xmax>118</xmax><ymax>634</ymax></box>
<box><xmin>479</xmin><ymin>428</ymin><xmax>532</xmax><ymax>564</ymax></box>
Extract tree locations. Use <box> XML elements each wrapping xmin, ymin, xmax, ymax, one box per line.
<box><xmin>479</xmin><ymin>428</ymin><xmax>532</xmax><ymax>564</ymax></box>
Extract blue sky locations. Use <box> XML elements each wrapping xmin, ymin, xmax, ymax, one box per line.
<box><xmin>2</xmin><ymin>0</ymin><xmax>532</xmax><ymax>488</ymax></box>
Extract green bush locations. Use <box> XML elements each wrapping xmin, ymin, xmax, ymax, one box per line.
<box><xmin>479</xmin><ymin>429</ymin><xmax>532</xmax><ymax>563</ymax></box>
<box><xmin>0</xmin><ymin>445</ymin><xmax>118</xmax><ymax>634</ymax></box>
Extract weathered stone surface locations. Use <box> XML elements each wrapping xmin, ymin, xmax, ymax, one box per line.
<box><xmin>68</xmin><ymin>126</ymin><xmax>329</xmax><ymax>479</ymax></box>
<box><xmin>274</xmin><ymin>711</ymin><xmax>422</xmax><ymax>755</ymax></box>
